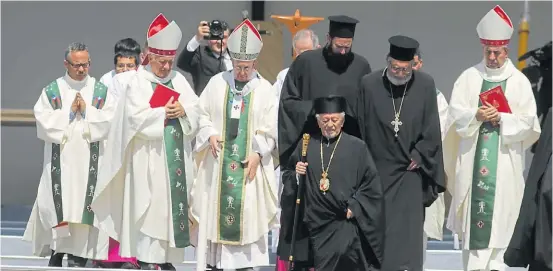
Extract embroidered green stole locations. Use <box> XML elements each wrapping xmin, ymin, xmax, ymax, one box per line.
<box><xmin>44</xmin><ymin>79</ymin><xmax>108</xmax><ymax>225</ymax></box>
<box><xmin>469</xmin><ymin>79</ymin><xmax>507</xmax><ymax>249</ymax></box>
<box><xmin>217</xmin><ymin>82</ymin><xmax>254</xmax><ymax>244</ymax></box>
<box><xmin>150</xmin><ymin>82</ymin><xmax>190</xmax><ymax>248</ymax></box>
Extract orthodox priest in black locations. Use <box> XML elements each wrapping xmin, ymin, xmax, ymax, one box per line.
<box><xmin>505</xmin><ymin>108</ymin><xmax>552</xmax><ymax>271</ymax></box>
<box><xmin>278</xmin><ymin>15</ymin><xmax>372</xmax><ymax>168</ymax></box>
<box><xmin>357</xmin><ymin>35</ymin><xmax>446</xmax><ymax>271</ymax></box>
<box><xmin>278</xmin><ymin>96</ymin><xmax>385</xmax><ymax>271</ymax></box>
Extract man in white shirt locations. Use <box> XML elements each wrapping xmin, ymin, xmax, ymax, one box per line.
<box><xmin>177</xmin><ymin>20</ymin><xmax>232</xmax><ymax>95</ymax></box>
<box><xmin>99</xmin><ymin>38</ymin><xmax>142</xmax><ymax>99</ymax></box>
<box><xmin>271</xmin><ymin>28</ymin><xmax>320</xmax><ymax>254</ymax></box>
<box><xmin>273</xmin><ymin>29</ymin><xmax>320</xmax><ymax>99</ymax></box>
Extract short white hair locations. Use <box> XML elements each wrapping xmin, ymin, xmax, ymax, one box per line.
<box><xmin>293</xmin><ymin>29</ymin><xmax>319</xmax><ymax>51</ymax></box>
<box><xmin>315</xmin><ymin>112</ymin><xmax>346</xmax><ymax>119</ymax></box>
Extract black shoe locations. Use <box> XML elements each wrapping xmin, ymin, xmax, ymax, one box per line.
<box><xmin>158</xmin><ymin>263</ymin><xmax>176</xmax><ymax>270</ymax></box>
<box><xmin>67</xmin><ymin>254</ymin><xmax>88</xmax><ymax>267</ymax></box>
<box><xmin>138</xmin><ymin>260</ymin><xmax>158</xmax><ymax>270</ymax></box>
<box><xmin>48</xmin><ymin>250</ymin><xmax>64</xmax><ymax>267</ymax></box>
<box><xmin>120</xmin><ymin>262</ymin><xmax>141</xmax><ymax>269</ymax></box>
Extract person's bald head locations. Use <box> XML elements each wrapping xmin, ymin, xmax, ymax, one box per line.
<box><xmin>292</xmin><ymin>29</ymin><xmax>320</xmax><ymax>55</ymax></box>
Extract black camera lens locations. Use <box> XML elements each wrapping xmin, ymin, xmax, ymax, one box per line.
<box><xmin>205</xmin><ymin>20</ymin><xmax>225</xmax><ymax>40</ymax></box>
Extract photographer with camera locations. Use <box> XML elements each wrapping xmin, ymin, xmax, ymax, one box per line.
<box><xmin>177</xmin><ymin>20</ymin><xmax>231</xmax><ymax>96</ymax></box>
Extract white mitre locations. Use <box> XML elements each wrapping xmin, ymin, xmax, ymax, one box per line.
<box><xmin>476</xmin><ymin>5</ymin><xmax>514</xmax><ymax>46</ymax></box>
<box><xmin>143</xmin><ymin>13</ymin><xmax>182</xmax><ymax>65</ymax></box>
<box><xmin>227</xmin><ymin>19</ymin><xmax>263</xmax><ymax>61</ymax></box>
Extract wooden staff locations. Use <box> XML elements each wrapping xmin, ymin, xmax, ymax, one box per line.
<box><xmin>288</xmin><ymin>133</ymin><xmax>311</xmax><ymax>270</ymax></box>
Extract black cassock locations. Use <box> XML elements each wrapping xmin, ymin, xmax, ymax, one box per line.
<box><xmin>357</xmin><ymin>69</ymin><xmax>446</xmax><ymax>271</ymax></box>
<box><xmin>278</xmin><ymin>46</ymin><xmax>371</xmax><ymax>167</ymax></box>
<box><xmin>279</xmin><ymin>132</ymin><xmax>384</xmax><ymax>271</ymax></box>
<box><xmin>505</xmin><ymin>108</ymin><xmax>552</xmax><ymax>271</ymax></box>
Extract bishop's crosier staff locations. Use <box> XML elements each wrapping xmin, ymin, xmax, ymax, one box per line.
<box><xmin>288</xmin><ymin>133</ymin><xmax>311</xmax><ymax>271</ymax></box>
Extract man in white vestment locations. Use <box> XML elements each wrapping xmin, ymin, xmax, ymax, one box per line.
<box><xmin>23</xmin><ymin>42</ymin><xmax>117</xmax><ymax>267</ymax></box>
<box><xmin>190</xmin><ymin>18</ymin><xmax>279</xmax><ymax>271</ymax></box>
<box><xmin>99</xmin><ymin>38</ymin><xmax>142</xmax><ymax>98</ymax></box>
<box><xmin>270</xmin><ymin>28</ymin><xmax>319</xmax><ymax>254</ymax></box>
<box><xmin>90</xmin><ymin>13</ymin><xmax>200</xmax><ymax>270</ymax></box>
<box><xmin>412</xmin><ymin>48</ymin><xmax>450</xmax><ymax>264</ymax></box>
<box><xmin>444</xmin><ymin>5</ymin><xmax>541</xmax><ymax>271</ymax></box>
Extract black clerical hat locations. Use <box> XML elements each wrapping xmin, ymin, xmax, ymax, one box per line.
<box><xmin>328</xmin><ymin>15</ymin><xmax>359</xmax><ymax>38</ymax></box>
<box><xmin>302</xmin><ymin>94</ymin><xmax>361</xmax><ymax>138</ymax></box>
<box><xmin>388</xmin><ymin>35</ymin><xmax>420</xmax><ymax>61</ymax></box>
<box><xmin>313</xmin><ymin>96</ymin><xmax>349</xmax><ymax>115</ymax></box>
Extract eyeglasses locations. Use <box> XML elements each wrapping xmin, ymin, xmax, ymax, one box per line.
<box><xmin>116</xmin><ymin>63</ymin><xmax>137</xmax><ymax>69</ymax></box>
<box><xmin>390</xmin><ymin>65</ymin><xmax>412</xmax><ymax>74</ymax></box>
<box><xmin>234</xmin><ymin>66</ymin><xmax>252</xmax><ymax>73</ymax></box>
<box><xmin>67</xmin><ymin>61</ymin><xmax>90</xmax><ymax>69</ymax></box>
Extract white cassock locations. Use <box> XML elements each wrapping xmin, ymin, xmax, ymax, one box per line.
<box><xmin>270</xmin><ymin>67</ymin><xmax>289</xmax><ymax>253</ymax></box>
<box><xmin>99</xmin><ymin>66</ymin><xmax>146</xmax><ymax>99</ymax></box>
<box><xmin>444</xmin><ymin>59</ymin><xmax>541</xmax><ymax>271</ymax></box>
<box><xmin>423</xmin><ymin>89</ymin><xmax>450</xmax><ymax>262</ymax></box>
<box><xmin>190</xmin><ymin>71</ymin><xmax>279</xmax><ymax>269</ymax></box>
<box><xmin>23</xmin><ymin>74</ymin><xmax>116</xmax><ymax>260</ymax></box>
<box><xmin>90</xmin><ymin>66</ymin><xmax>200</xmax><ymax>264</ymax></box>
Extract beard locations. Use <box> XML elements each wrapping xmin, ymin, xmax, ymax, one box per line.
<box><xmin>323</xmin><ymin>45</ymin><xmax>354</xmax><ymax>72</ymax></box>
<box><xmin>386</xmin><ymin>69</ymin><xmax>412</xmax><ymax>86</ymax></box>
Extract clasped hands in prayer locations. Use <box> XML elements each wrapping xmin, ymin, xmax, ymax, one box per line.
<box><xmin>164</xmin><ymin>97</ymin><xmax>186</xmax><ymax>119</ymax></box>
<box><xmin>209</xmin><ymin>135</ymin><xmax>261</xmax><ymax>181</ymax></box>
<box><xmin>296</xmin><ymin>161</ymin><xmax>354</xmax><ymax>219</ymax></box>
<box><xmin>71</xmin><ymin>93</ymin><xmax>86</xmax><ymax>114</ymax></box>
<box><xmin>476</xmin><ymin>101</ymin><xmax>501</xmax><ymax>126</ymax></box>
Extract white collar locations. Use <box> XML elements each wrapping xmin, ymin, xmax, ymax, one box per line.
<box><xmin>475</xmin><ymin>58</ymin><xmax>515</xmax><ymax>82</ymax></box>
<box><xmin>222</xmin><ymin>70</ymin><xmax>260</xmax><ymax>96</ymax></box>
<box><xmin>63</xmin><ymin>73</ymin><xmax>90</xmax><ymax>90</ymax></box>
<box><xmin>140</xmin><ymin>65</ymin><xmax>176</xmax><ymax>84</ymax></box>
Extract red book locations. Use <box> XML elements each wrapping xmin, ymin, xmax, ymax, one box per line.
<box><xmin>479</xmin><ymin>85</ymin><xmax>512</xmax><ymax>113</ymax></box>
<box><xmin>149</xmin><ymin>83</ymin><xmax>180</xmax><ymax>108</ymax></box>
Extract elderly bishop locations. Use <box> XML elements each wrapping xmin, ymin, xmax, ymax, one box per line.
<box><xmin>190</xmin><ymin>19</ymin><xmax>278</xmax><ymax>271</ymax></box>
<box><xmin>91</xmin><ymin>13</ymin><xmax>199</xmax><ymax>270</ymax></box>
<box><xmin>444</xmin><ymin>5</ymin><xmax>541</xmax><ymax>271</ymax></box>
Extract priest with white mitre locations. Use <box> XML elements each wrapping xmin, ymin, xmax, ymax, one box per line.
<box><xmin>189</xmin><ymin>18</ymin><xmax>278</xmax><ymax>271</ymax></box>
<box><xmin>444</xmin><ymin>5</ymin><xmax>541</xmax><ymax>271</ymax></box>
<box><xmin>90</xmin><ymin>13</ymin><xmax>200</xmax><ymax>270</ymax></box>
<box><xmin>23</xmin><ymin>42</ymin><xmax>117</xmax><ymax>267</ymax></box>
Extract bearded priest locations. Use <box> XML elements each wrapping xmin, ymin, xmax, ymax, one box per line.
<box><xmin>357</xmin><ymin>35</ymin><xmax>446</xmax><ymax>271</ymax></box>
<box><xmin>90</xmin><ymin>13</ymin><xmax>200</xmax><ymax>270</ymax></box>
<box><xmin>189</xmin><ymin>18</ymin><xmax>279</xmax><ymax>271</ymax></box>
<box><xmin>444</xmin><ymin>5</ymin><xmax>541</xmax><ymax>271</ymax></box>
<box><xmin>279</xmin><ymin>95</ymin><xmax>384</xmax><ymax>271</ymax></box>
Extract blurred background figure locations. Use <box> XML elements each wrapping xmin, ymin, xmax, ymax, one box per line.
<box><xmin>99</xmin><ymin>38</ymin><xmax>142</xmax><ymax>99</ymax></box>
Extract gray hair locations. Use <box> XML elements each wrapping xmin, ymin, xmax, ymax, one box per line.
<box><xmin>414</xmin><ymin>48</ymin><xmax>422</xmax><ymax>59</ymax></box>
<box><xmin>292</xmin><ymin>29</ymin><xmax>319</xmax><ymax>51</ymax></box>
<box><xmin>315</xmin><ymin>112</ymin><xmax>346</xmax><ymax>119</ymax></box>
<box><xmin>64</xmin><ymin>42</ymin><xmax>89</xmax><ymax>61</ymax></box>
<box><xmin>386</xmin><ymin>55</ymin><xmax>415</xmax><ymax>66</ymax></box>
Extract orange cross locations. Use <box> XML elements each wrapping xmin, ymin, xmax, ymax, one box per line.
<box><xmin>271</xmin><ymin>9</ymin><xmax>325</xmax><ymax>59</ymax></box>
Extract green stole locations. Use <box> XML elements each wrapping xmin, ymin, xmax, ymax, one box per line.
<box><xmin>469</xmin><ymin>79</ymin><xmax>507</xmax><ymax>249</ymax></box>
<box><xmin>217</xmin><ymin>80</ymin><xmax>254</xmax><ymax>244</ymax></box>
<box><xmin>44</xmin><ymin>79</ymin><xmax>108</xmax><ymax>226</ymax></box>
<box><xmin>150</xmin><ymin>82</ymin><xmax>190</xmax><ymax>248</ymax></box>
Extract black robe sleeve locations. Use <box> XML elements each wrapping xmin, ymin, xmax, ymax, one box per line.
<box><xmin>346</xmin><ymin>144</ymin><xmax>385</xmax><ymax>265</ymax></box>
<box><xmin>505</xmin><ymin>109</ymin><xmax>552</xmax><ymax>268</ymax></box>
<box><xmin>410</xmin><ymin>77</ymin><xmax>446</xmax><ymax>206</ymax></box>
<box><xmin>277</xmin><ymin>138</ymin><xmax>313</xmax><ymax>264</ymax></box>
<box><xmin>278</xmin><ymin>56</ymin><xmax>314</xmax><ymax>167</ymax></box>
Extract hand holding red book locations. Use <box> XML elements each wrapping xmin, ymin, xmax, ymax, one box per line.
<box><xmin>479</xmin><ymin>85</ymin><xmax>511</xmax><ymax>113</ymax></box>
<box><xmin>149</xmin><ymin>83</ymin><xmax>180</xmax><ymax>108</ymax></box>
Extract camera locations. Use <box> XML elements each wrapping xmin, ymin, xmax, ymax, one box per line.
<box><xmin>204</xmin><ymin>20</ymin><xmax>226</xmax><ymax>40</ymax></box>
